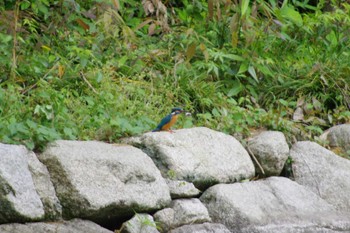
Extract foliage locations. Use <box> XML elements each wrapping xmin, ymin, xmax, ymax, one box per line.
<box><xmin>0</xmin><ymin>0</ymin><xmax>349</xmax><ymax>150</ymax></box>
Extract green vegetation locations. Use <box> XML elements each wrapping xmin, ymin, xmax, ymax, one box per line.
<box><xmin>1</xmin><ymin>0</ymin><xmax>349</xmax><ymax>150</ymax></box>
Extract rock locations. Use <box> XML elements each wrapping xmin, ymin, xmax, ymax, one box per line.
<box><xmin>320</xmin><ymin>124</ymin><xmax>350</xmax><ymax>151</ymax></box>
<box><xmin>120</xmin><ymin>214</ymin><xmax>159</xmax><ymax>233</ymax></box>
<box><xmin>120</xmin><ymin>136</ymin><xmax>142</xmax><ymax>147</ymax></box>
<box><xmin>154</xmin><ymin>198</ymin><xmax>211</xmax><ymax>232</ymax></box>
<box><xmin>240</xmin><ymin>221</ymin><xmax>350</xmax><ymax>233</ymax></box>
<box><xmin>200</xmin><ymin>177</ymin><xmax>350</xmax><ymax>232</ymax></box>
<box><xmin>0</xmin><ymin>218</ymin><xmax>113</xmax><ymax>233</ymax></box>
<box><xmin>171</xmin><ymin>223</ymin><xmax>231</xmax><ymax>233</ymax></box>
<box><xmin>171</xmin><ymin>198</ymin><xmax>211</xmax><ymax>226</ymax></box>
<box><xmin>247</xmin><ymin>131</ymin><xmax>289</xmax><ymax>176</ymax></box>
<box><xmin>166</xmin><ymin>179</ymin><xmax>201</xmax><ymax>198</ymax></box>
<box><xmin>290</xmin><ymin>141</ymin><xmax>350</xmax><ymax>211</ymax></box>
<box><xmin>0</xmin><ymin>143</ymin><xmax>45</xmax><ymax>223</ymax></box>
<box><xmin>153</xmin><ymin>208</ymin><xmax>174</xmax><ymax>232</ymax></box>
<box><xmin>26</xmin><ymin>151</ymin><xmax>62</xmax><ymax>220</ymax></box>
<box><xmin>39</xmin><ymin>140</ymin><xmax>171</xmax><ymax>222</ymax></box>
<box><xmin>139</xmin><ymin>127</ymin><xmax>255</xmax><ymax>189</ymax></box>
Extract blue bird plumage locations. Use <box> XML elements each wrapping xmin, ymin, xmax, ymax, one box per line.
<box><xmin>153</xmin><ymin>108</ymin><xmax>184</xmax><ymax>132</ymax></box>
<box><xmin>153</xmin><ymin>114</ymin><xmax>173</xmax><ymax>132</ymax></box>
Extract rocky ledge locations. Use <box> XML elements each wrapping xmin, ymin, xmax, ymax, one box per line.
<box><xmin>1</xmin><ymin>126</ymin><xmax>350</xmax><ymax>233</ymax></box>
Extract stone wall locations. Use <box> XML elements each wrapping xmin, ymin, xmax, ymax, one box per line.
<box><xmin>1</xmin><ymin>126</ymin><xmax>350</xmax><ymax>233</ymax></box>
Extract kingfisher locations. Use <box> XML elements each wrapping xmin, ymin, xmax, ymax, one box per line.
<box><xmin>153</xmin><ymin>107</ymin><xmax>185</xmax><ymax>132</ymax></box>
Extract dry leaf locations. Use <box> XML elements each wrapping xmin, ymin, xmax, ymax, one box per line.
<box><xmin>58</xmin><ymin>65</ymin><xmax>65</xmax><ymax>78</ymax></box>
<box><xmin>76</xmin><ymin>18</ymin><xmax>89</xmax><ymax>31</ymax></box>
<box><xmin>148</xmin><ymin>23</ymin><xmax>156</xmax><ymax>35</ymax></box>
<box><xmin>293</xmin><ymin>107</ymin><xmax>304</xmax><ymax>121</ymax></box>
<box><xmin>208</xmin><ymin>0</ymin><xmax>214</xmax><ymax>20</ymax></box>
<box><xmin>186</xmin><ymin>43</ymin><xmax>196</xmax><ymax>62</ymax></box>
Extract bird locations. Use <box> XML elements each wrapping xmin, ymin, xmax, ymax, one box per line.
<box><xmin>153</xmin><ymin>107</ymin><xmax>185</xmax><ymax>132</ymax></box>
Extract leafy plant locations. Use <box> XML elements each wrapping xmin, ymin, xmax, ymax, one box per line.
<box><xmin>0</xmin><ymin>0</ymin><xmax>349</xmax><ymax>152</ymax></box>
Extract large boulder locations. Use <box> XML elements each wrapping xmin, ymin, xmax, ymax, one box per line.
<box><xmin>138</xmin><ymin>127</ymin><xmax>255</xmax><ymax>189</ymax></box>
<box><xmin>171</xmin><ymin>223</ymin><xmax>231</xmax><ymax>233</ymax></box>
<box><xmin>39</xmin><ymin>140</ymin><xmax>171</xmax><ymax>222</ymax></box>
<box><xmin>0</xmin><ymin>143</ymin><xmax>45</xmax><ymax>223</ymax></box>
<box><xmin>320</xmin><ymin>124</ymin><xmax>350</xmax><ymax>151</ymax></box>
<box><xmin>26</xmin><ymin>151</ymin><xmax>62</xmax><ymax>220</ymax></box>
<box><xmin>290</xmin><ymin>141</ymin><xmax>350</xmax><ymax>211</ymax></box>
<box><xmin>0</xmin><ymin>219</ymin><xmax>113</xmax><ymax>233</ymax></box>
<box><xmin>154</xmin><ymin>198</ymin><xmax>211</xmax><ymax>232</ymax></box>
<box><xmin>247</xmin><ymin>131</ymin><xmax>289</xmax><ymax>176</ymax></box>
<box><xmin>200</xmin><ymin>177</ymin><xmax>350</xmax><ymax>233</ymax></box>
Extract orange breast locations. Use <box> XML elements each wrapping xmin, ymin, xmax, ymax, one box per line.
<box><xmin>161</xmin><ymin>115</ymin><xmax>178</xmax><ymax>130</ymax></box>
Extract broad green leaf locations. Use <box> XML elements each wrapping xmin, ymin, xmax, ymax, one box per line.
<box><xmin>26</xmin><ymin>120</ymin><xmax>37</xmax><ymax>129</ymax></box>
<box><xmin>20</xmin><ymin>1</ymin><xmax>31</xmax><ymax>10</ymax></box>
<box><xmin>279</xmin><ymin>99</ymin><xmax>289</xmax><ymax>106</ymax></box>
<box><xmin>241</xmin><ymin>0</ymin><xmax>250</xmax><ymax>16</ymax></box>
<box><xmin>248</xmin><ymin>66</ymin><xmax>258</xmax><ymax>83</ymax></box>
<box><xmin>25</xmin><ymin>141</ymin><xmax>35</xmax><ymax>150</ymax></box>
<box><xmin>96</xmin><ymin>72</ymin><xmax>103</xmax><ymax>83</ymax></box>
<box><xmin>226</xmin><ymin>54</ymin><xmax>244</xmax><ymax>61</ymax></box>
<box><xmin>326</xmin><ymin>30</ymin><xmax>337</xmax><ymax>47</ymax></box>
<box><xmin>228</xmin><ymin>81</ymin><xmax>243</xmax><ymax>97</ymax></box>
<box><xmin>238</xmin><ymin>62</ymin><xmax>249</xmax><ymax>74</ymax></box>
<box><xmin>280</xmin><ymin>5</ymin><xmax>303</xmax><ymax>26</ymax></box>
<box><xmin>212</xmin><ymin>108</ymin><xmax>220</xmax><ymax>117</ymax></box>
<box><xmin>0</xmin><ymin>33</ymin><xmax>12</xmax><ymax>43</ymax></box>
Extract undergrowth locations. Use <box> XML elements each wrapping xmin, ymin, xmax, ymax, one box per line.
<box><xmin>0</xmin><ymin>0</ymin><xmax>349</xmax><ymax>150</ymax></box>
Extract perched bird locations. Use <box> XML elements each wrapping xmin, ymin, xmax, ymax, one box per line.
<box><xmin>153</xmin><ymin>107</ymin><xmax>185</xmax><ymax>132</ymax></box>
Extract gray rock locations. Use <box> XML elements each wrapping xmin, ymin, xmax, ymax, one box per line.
<box><xmin>0</xmin><ymin>143</ymin><xmax>45</xmax><ymax>223</ymax></box>
<box><xmin>139</xmin><ymin>127</ymin><xmax>255</xmax><ymax>189</ymax></box>
<box><xmin>171</xmin><ymin>198</ymin><xmax>211</xmax><ymax>225</ymax></box>
<box><xmin>26</xmin><ymin>151</ymin><xmax>62</xmax><ymax>220</ymax></box>
<box><xmin>242</xmin><ymin>219</ymin><xmax>349</xmax><ymax>233</ymax></box>
<box><xmin>0</xmin><ymin>218</ymin><xmax>113</xmax><ymax>233</ymax></box>
<box><xmin>200</xmin><ymin>177</ymin><xmax>350</xmax><ymax>232</ymax></box>
<box><xmin>120</xmin><ymin>213</ymin><xmax>159</xmax><ymax>233</ymax></box>
<box><xmin>39</xmin><ymin>140</ymin><xmax>171</xmax><ymax>222</ymax></box>
<box><xmin>166</xmin><ymin>179</ymin><xmax>201</xmax><ymax>198</ymax></box>
<box><xmin>247</xmin><ymin>131</ymin><xmax>289</xmax><ymax>176</ymax></box>
<box><xmin>153</xmin><ymin>208</ymin><xmax>175</xmax><ymax>232</ymax></box>
<box><xmin>170</xmin><ymin>223</ymin><xmax>231</xmax><ymax>233</ymax></box>
<box><xmin>290</xmin><ymin>141</ymin><xmax>350</xmax><ymax>211</ymax></box>
<box><xmin>320</xmin><ymin>124</ymin><xmax>350</xmax><ymax>151</ymax></box>
<box><xmin>154</xmin><ymin>198</ymin><xmax>211</xmax><ymax>232</ymax></box>
<box><xmin>121</xmin><ymin>136</ymin><xmax>142</xmax><ymax>147</ymax></box>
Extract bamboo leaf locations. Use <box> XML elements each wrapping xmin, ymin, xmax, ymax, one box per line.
<box><xmin>248</xmin><ymin>66</ymin><xmax>258</xmax><ymax>83</ymax></box>
<box><xmin>238</xmin><ymin>62</ymin><xmax>249</xmax><ymax>74</ymax></box>
<box><xmin>241</xmin><ymin>0</ymin><xmax>250</xmax><ymax>16</ymax></box>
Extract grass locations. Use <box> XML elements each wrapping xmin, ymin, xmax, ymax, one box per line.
<box><xmin>0</xmin><ymin>0</ymin><xmax>349</xmax><ymax>150</ymax></box>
